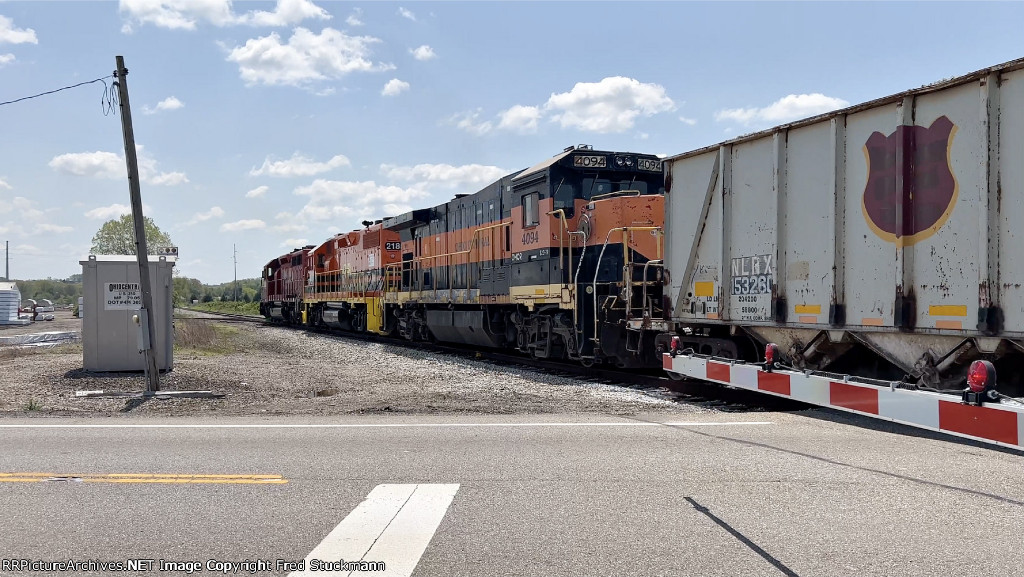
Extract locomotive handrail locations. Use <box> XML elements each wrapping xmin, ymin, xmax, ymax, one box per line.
<box><xmin>548</xmin><ymin>208</ymin><xmax>590</xmax><ymax>356</ymax></box>
<box><xmin>590</xmin><ymin>226</ymin><xmax>663</xmax><ymax>354</ymax></box>
<box><xmin>589</xmin><ymin>189</ymin><xmax>642</xmax><ymax>202</ymax></box>
<box><xmin>639</xmin><ymin>259</ymin><xmax>664</xmax><ymax>320</ymax></box>
<box><xmin>408</xmin><ymin>220</ymin><xmax>511</xmax><ymax>299</ymax></box>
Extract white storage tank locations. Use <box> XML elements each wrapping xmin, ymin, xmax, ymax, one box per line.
<box><xmin>0</xmin><ymin>282</ymin><xmax>24</xmax><ymax>325</ymax></box>
<box><xmin>80</xmin><ymin>255</ymin><xmax>175</xmax><ymax>372</ymax></box>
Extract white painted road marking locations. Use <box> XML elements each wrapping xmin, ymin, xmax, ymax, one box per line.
<box><xmin>0</xmin><ymin>421</ymin><xmax>773</xmax><ymax>429</ymax></box>
<box><xmin>290</xmin><ymin>484</ymin><xmax>459</xmax><ymax>577</ymax></box>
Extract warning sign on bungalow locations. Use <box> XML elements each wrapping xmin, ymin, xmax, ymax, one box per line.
<box><xmin>105</xmin><ymin>282</ymin><xmax>142</xmax><ymax>310</ymax></box>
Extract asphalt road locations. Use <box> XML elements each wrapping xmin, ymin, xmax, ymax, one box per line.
<box><xmin>0</xmin><ymin>411</ymin><xmax>1022</xmax><ymax>577</ymax></box>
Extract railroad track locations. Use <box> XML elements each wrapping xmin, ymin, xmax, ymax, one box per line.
<box><xmin>175</xmin><ymin>308</ymin><xmax>268</xmax><ymax>323</ymax></box>
<box><xmin>176</xmin><ymin>308</ymin><xmax>804</xmax><ymax>412</ymax></box>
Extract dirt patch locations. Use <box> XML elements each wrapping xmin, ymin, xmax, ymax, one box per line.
<box><xmin>0</xmin><ymin>318</ymin><xmax>709</xmax><ymax>418</ymax></box>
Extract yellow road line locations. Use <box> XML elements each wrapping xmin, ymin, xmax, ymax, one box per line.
<box><xmin>0</xmin><ymin>472</ymin><xmax>287</xmax><ymax>484</ymax></box>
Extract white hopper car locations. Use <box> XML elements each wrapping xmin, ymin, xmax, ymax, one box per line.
<box><xmin>661</xmin><ymin>58</ymin><xmax>1024</xmax><ymax>449</ymax></box>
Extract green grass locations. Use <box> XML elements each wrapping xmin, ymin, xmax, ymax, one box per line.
<box><xmin>186</xmin><ymin>301</ymin><xmax>261</xmax><ymax>316</ymax></box>
<box><xmin>174</xmin><ymin>320</ymin><xmax>240</xmax><ymax>356</ymax></box>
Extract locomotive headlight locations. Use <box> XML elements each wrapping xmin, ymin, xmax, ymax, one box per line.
<box><xmin>624</xmin><ymin>156</ymin><xmax>633</xmax><ymax>166</ymax></box>
<box><xmin>615</xmin><ymin>156</ymin><xmax>625</xmax><ymax>167</ymax></box>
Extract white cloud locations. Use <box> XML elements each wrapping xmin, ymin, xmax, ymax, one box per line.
<box><xmin>381</xmin><ymin>78</ymin><xmax>410</xmax><ymax>96</ymax></box>
<box><xmin>185</xmin><ymin>206</ymin><xmax>224</xmax><ymax>225</ymax></box>
<box><xmin>346</xmin><ymin>9</ymin><xmax>364</xmax><ymax>27</ymax></box>
<box><xmin>0</xmin><ymin>15</ymin><xmax>38</xmax><ymax>44</ymax></box>
<box><xmin>84</xmin><ymin>204</ymin><xmax>133</xmax><ymax>220</ymax></box>
<box><xmin>715</xmin><ymin>93</ymin><xmax>850</xmax><ymax>126</ymax></box>
<box><xmin>544</xmin><ymin>77</ymin><xmax>676</xmax><ymax>133</ymax></box>
<box><xmin>0</xmin><ymin>197</ymin><xmax>72</xmax><ymax>236</ymax></box>
<box><xmin>447</xmin><ymin>109</ymin><xmax>492</xmax><ymax>136</ymax></box>
<box><xmin>49</xmin><ymin>151</ymin><xmax>123</xmax><ymax>179</ymax></box>
<box><xmin>235</xmin><ymin>0</ymin><xmax>331</xmax><ymax>27</ymax></box>
<box><xmin>0</xmin><ymin>54</ymin><xmax>14</xmax><ymax>67</ymax></box>
<box><xmin>226</xmin><ymin>27</ymin><xmax>387</xmax><ymax>87</ymax></box>
<box><xmin>271</xmin><ymin>212</ymin><xmax>307</xmax><ymax>233</ymax></box>
<box><xmin>281</xmin><ymin>238</ymin><xmax>308</xmax><ymax>248</ymax></box>
<box><xmin>397</xmin><ymin>7</ymin><xmax>416</xmax><ymax>21</ymax></box>
<box><xmin>497</xmin><ymin>105</ymin><xmax>541</xmax><ymax>134</ymax></box>
<box><xmin>220</xmin><ymin>219</ymin><xmax>266</xmax><ymax>232</ymax></box>
<box><xmin>410</xmin><ymin>45</ymin><xmax>435</xmax><ymax>61</ymax></box>
<box><xmin>143</xmin><ymin>96</ymin><xmax>185</xmax><ymax>114</ymax></box>
<box><xmin>0</xmin><ymin>177</ymin><xmax>11</xmax><ymax>189</ymax></box>
<box><xmin>34</xmin><ymin>223</ymin><xmax>73</xmax><ymax>234</ymax></box>
<box><xmin>291</xmin><ymin>179</ymin><xmax>428</xmax><ymax>223</ymax></box>
<box><xmin>250</xmin><ymin>152</ymin><xmax>351</xmax><ymax>177</ymax></box>
<box><xmin>119</xmin><ymin>0</ymin><xmax>237</xmax><ymax>31</ymax></box>
<box><xmin>119</xmin><ymin>0</ymin><xmax>330</xmax><ymax>31</ymax></box>
<box><xmin>246</xmin><ymin>185</ymin><xmax>269</xmax><ymax>198</ymax></box>
<box><xmin>147</xmin><ymin>171</ymin><xmax>189</xmax><ymax>186</ymax></box>
<box><xmin>679</xmin><ymin>116</ymin><xmax>697</xmax><ymax>126</ymax></box>
<box><xmin>451</xmin><ymin>77</ymin><xmax>675</xmax><ymax>136</ymax></box>
<box><xmin>49</xmin><ymin>147</ymin><xmax>188</xmax><ymax>186</ymax></box>
<box><xmin>380</xmin><ymin>163</ymin><xmax>508</xmax><ymax>190</ymax></box>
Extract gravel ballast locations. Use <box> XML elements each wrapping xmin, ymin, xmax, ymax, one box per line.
<box><xmin>0</xmin><ymin>313</ymin><xmax>709</xmax><ymax>417</ymax></box>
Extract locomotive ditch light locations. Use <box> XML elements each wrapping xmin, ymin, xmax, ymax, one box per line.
<box><xmin>669</xmin><ymin>336</ymin><xmax>681</xmax><ymax>358</ymax></box>
<box><xmin>764</xmin><ymin>343</ymin><xmax>780</xmax><ymax>372</ymax></box>
<box><xmin>962</xmin><ymin>360</ymin><xmax>998</xmax><ymax>406</ymax></box>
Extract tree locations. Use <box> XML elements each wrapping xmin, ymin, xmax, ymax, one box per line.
<box><xmin>90</xmin><ymin>214</ymin><xmax>173</xmax><ymax>255</ymax></box>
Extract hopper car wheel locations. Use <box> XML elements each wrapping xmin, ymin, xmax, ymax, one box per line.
<box><xmin>580</xmin><ymin>358</ymin><xmax>595</xmax><ymax>368</ymax></box>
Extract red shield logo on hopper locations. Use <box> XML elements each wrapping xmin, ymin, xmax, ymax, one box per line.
<box><xmin>862</xmin><ymin>116</ymin><xmax>958</xmax><ymax>245</ymax></box>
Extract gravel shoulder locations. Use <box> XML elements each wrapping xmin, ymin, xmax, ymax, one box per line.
<box><xmin>0</xmin><ymin>312</ymin><xmax>709</xmax><ymax>418</ymax></box>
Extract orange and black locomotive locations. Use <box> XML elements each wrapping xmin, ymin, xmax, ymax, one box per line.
<box><xmin>261</xmin><ymin>145</ymin><xmax>668</xmax><ymax>367</ymax></box>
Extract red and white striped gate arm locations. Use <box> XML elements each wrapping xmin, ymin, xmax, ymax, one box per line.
<box><xmin>663</xmin><ymin>353</ymin><xmax>1024</xmax><ymax>450</ymax></box>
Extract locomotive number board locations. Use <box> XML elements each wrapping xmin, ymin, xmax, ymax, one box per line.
<box><xmin>573</xmin><ymin>155</ymin><xmax>607</xmax><ymax>168</ymax></box>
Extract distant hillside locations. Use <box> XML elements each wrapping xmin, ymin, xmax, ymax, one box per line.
<box><xmin>8</xmin><ymin>275</ymin><xmax>262</xmax><ymax>306</ymax></box>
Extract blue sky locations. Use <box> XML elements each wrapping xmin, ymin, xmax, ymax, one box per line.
<box><xmin>0</xmin><ymin>1</ymin><xmax>1021</xmax><ymax>284</ymax></box>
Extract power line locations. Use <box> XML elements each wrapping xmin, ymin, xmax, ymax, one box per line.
<box><xmin>0</xmin><ymin>75</ymin><xmax>118</xmax><ymax>114</ymax></box>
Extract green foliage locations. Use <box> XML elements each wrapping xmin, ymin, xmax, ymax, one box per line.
<box><xmin>90</xmin><ymin>214</ymin><xmax>173</xmax><ymax>255</ymax></box>
<box><xmin>189</xmin><ymin>300</ymin><xmax>260</xmax><ymax>316</ymax></box>
<box><xmin>201</xmin><ymin>293</ymin><xmax>213</xmax><ymax>303</ymax></box>
<box><xmin>15</xmin><ymin>278</ymin><xmax>81</xmax><ymax>305</ymax></box>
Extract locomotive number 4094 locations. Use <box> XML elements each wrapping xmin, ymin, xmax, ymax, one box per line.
<box><xmin>637</xmin><ymin>158</ymin><xmax>662</xmax><ymax>172</ymax></box>
<box><xmin>522</xmin><ymin>231</ymin><xmax>539</xmax><ymax>245</ymax></box>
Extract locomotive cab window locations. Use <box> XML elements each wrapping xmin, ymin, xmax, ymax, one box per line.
<box><xmin>523</xmin><ymin>192</ymin><xmax>539</xmax><ymax>227</ymax></box>
<box><xmin>553</xmin><ymin>183</ymin><xmax>575</xmax><ymax>217</ymax></box>
<box><xmin>582</xmin><ymin>177</ymin><xmax>648</xmax><ymax>200</ymax></box>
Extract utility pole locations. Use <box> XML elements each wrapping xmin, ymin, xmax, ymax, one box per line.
<box><xmin>114</xmin><ymin>55</ymin><xmax>160</xmax><ymax>393</ymax></box>
<box><xmin>233</xmin><ymin>244</ymin><xmax>238</xmax><ymax>301</ymax></box>
<box><xmin>3</xmin><ymin>240</ymin><xmax>8</xmax><ymax>281</ymax></box>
